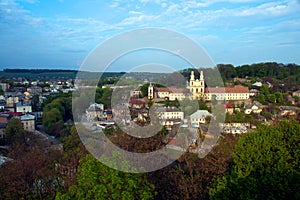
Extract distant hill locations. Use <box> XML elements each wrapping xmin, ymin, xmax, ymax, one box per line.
<box><xmin>0</xmin><ymin>69</ymin><xmax>126</xmax><ymax>80</ymax></box>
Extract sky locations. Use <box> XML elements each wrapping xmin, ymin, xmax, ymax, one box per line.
<box><xmin>0</xmin><ymin>0</ymin><xmax>300</xmax><ymax>71</ymax></box>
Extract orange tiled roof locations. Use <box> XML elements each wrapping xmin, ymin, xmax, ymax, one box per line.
<box><xmin>205</xmin><ymin>85</ymin><xmax>249</xmax><ymax>93</ymax></box>
<box><xmin>156</xmin><ymin>87</ymin><xmax>185</xmax><ymax>93</ymax></box>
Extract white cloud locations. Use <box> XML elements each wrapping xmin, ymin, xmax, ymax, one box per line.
<box><xmin>118</xmin><ymin>14</ymin><xmax>159</xmax><ymax>26</ymax></box>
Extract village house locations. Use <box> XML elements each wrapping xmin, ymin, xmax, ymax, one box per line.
<box><xmin>225</xmin><ymin>104</ymin><xmax>234</xmax><ymax>114</ymax></box>
<box><xmin>190</xmin><ymin>110</ymin><xmax>213</xmax><ymax>127</ymax></box>
<box><xmin>244</xmin><ymin>101</ymin><xmax>263</xmax><ymax>114</ymax></box>
<box><xmin>129</xmin><ymin>99</ymin><xmax>145</xmax><ymax>109</ymax></box>
<box><xmin>292</xmin><ymin>90</ymin><xmax>300</xmax><ymax>98</ymax></box>
<box><xmin>279</xmin><ymin>106</ymin><xmax>299</xmax><ymax>117</ymax></box>
<box><xmin>0</xmin><ymin>123</ymin><xmax>6</xmax><ymax>140</ymax></box>
<box><xmin>86</xmin><ymin>103</ymin><xmax>104</xmax><ymax>121</ymax></box>
<box><xmin>130</xmin><ymin>90</ymin><xmax>142</xmax><ymax>98</ymax></box>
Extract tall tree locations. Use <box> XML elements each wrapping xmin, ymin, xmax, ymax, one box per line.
<box><xmin>210</xmin><ymin>119</ymin><xmax>300</xmax><ymax>200</ymax></box>
<box><xmin>56</xmin><ymin>154</ymin><xmax>155</xmax><ymax>200</ymax></box>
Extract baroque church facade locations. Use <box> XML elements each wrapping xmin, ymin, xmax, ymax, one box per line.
<box><xmin>148</xmin><ymin>70</ymin><xmax>250</xmax><ymax>101</ymax></box>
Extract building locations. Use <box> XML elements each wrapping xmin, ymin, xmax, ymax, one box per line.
<box><xmin>292</xmin><ymin>90</ymin><xmax>300</xmax><ymax>98</ymax></box>
<box><xmin>157</xmin><ymin>107</ymin><xmax>184</xmax><ymax>121</ymax></box>
<box><xmin>27</xmin><ymin>86</ymin><xmax>43</xmax><ymax>95</ymax></box>
<box><xmin>0</xmin><ymin>123</ymin><xmax>6</xmax><ymax>140</ymax></box>
<box><xmin>148</xmin><ymin>83</ymin><xmax>186</xmax><ymax>101</ymax></box>
<box><xmin>244</xmin><ymin>101</ymin><xmax>263</xmax><ymax>114</ymax></box>
<box><xmin>225</xmin><ymin>104</ymin><xmax>234</xmax><ymax>114</ymax></box>
<box><xmin>0</xmin><ymin>83</ymin><xmax>9</xmax><ymax>92</ymax></box>
<box><xmin>279</xmin><ymin>106</ymin><xmax>299</xmax><ymax>117</ymax></box>
<box><xmin>148</xmin><ymin>70</ymin><xmax>250</xmax><ymax>101</ymax></box>
<box><xmin>129</xmin><ymin>99</ymin><xmax>145</xmax><ymax>109</ymax></box>
<box><xmin>15</xmin><ymin>102</ymin><xmax>32</xmax><ymax>113</ymax></box>
<box><xmin>86</xmin><ymin>104</ymin><xmax>104</xmax><ymax>121</ymax></box>
<box><xmin>187</xmin><ymin>71</ymin><xmax>205</xmax><ymax>99</ymax></box>
<box><xmin>20</xmin><ymin>114</ymin><xmax>36</xmax><ymax>132</ymax></box>
<box><xmin>190</xmin><ymin>110</ymin><xmax>213</xmax><ymax>127</ymax></box>
<box><xmin>130</xmin><ymin>90</ymin><xmax>142</xmax><ymax>98</ymax></box>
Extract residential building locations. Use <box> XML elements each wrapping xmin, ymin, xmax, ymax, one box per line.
<box><xmin>244</xmin><ymin>101</ymin><xmax>263</xmax><ymax>114</ymax></box>
<box><xmin>157</xmin><ymin>107</ymin><xmax>184</xmax><ymax>121</ymax></box>
<box><xmin>0</xmin><ymin>83</ymin><xmax>9</xmax><ymax>92</ymax></box>
<box><xmin>0</xmin><ymin>123</ymin><xmax>6</xmax><ymax>140</ymax></box>
<box><xmin>190</xmin><ymin>110</ymin><xmax>213</xmax><ymax>127</ymax></box>
<box><xmin>225</xmin><ymin>104</ymin><xmax>234</xmax><ymax>114</ymax></box>
<box><xmin>15</xmin><ymin>102</ymin><xmax>32</xmax><ymax>113</ymax></box>
<box><xmin>20</xmin><ymin>114</ymin><xmax>36</xmax><ymax>132</ymax></box>
<box><xmin>130</xmin><ymin>90</ymin><xmax>142</xmax><ymax>98</ymax></box>
<box><xmin>292</xmin><ymin>90</ymin><xmax>300</xmax><ymax>98</ymax></box>
<box><xmin>86</xmin><ymin>104</ymin><xmax>104</xmax><ymax>121</ymax></box>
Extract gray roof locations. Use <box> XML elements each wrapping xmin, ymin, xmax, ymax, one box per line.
<box><xmin>190</xmin><ymin>110</ymin><xmax>212</xmax><ymax>119</ymax></box>
<box><xmin>20</xmin><ymin>114</ymin><xmax>35</xmax><ymax>121</ymax></box>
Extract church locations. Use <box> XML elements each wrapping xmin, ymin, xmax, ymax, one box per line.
<box><xmin>148</xmin><ymin>70</ymin><xmax>250</xmax><ymax>101</ymax></box>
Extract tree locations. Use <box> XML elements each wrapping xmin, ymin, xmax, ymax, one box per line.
<box><xmin>210</xmin><ymin>119</ymin><xmax>300</xmax><ymax>199</ymax></box>
<box><xmin>0</xmin><ymin>132</ymin><xmax>62</xmax><ymax>199</ymax></box>
<box><xmin>5</xmin><ymin>118</ymin><xmax>25</xmax><ymax>144</ymax></box>
<box><xmin>56</xmin><ymin>154</ymin><xmax>155</xmax><ymax>200</ymax></box>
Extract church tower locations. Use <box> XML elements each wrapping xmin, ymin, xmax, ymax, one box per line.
<box><xmin>148</xmin><ymin>82</ymin><xmax>154</xmax><ymax>99</ymax></box>
<box><xmin>188</xmin><ymin>70</ymin><xmax>205</xmax><ymax>99</ymax></box>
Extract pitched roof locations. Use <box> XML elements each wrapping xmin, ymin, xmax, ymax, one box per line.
<box><xmin>155</xmin><ymin>87</ymin><xmax>185</xmax><ymax>93</ymax></box>
<box><xmin>20</xmin><ymin>114</ymin><xmax>35</xmax><ymax>121</ymax></box>
<box><xmin>205</xmin><ymin>85</ymin><xmax>249</xmax><ymax>93</ymax></box>
<box><xmin>190</xmin><ymin>110</ymin><xmax>212</xmax><ymax>119</ymax></box>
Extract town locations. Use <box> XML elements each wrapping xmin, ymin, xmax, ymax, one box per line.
<box><xmin>0</xmin><ymin>63</ymin><xmax>299</xmax><ymax>199</ymax></box>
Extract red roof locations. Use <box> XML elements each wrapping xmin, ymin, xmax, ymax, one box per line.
<box><xmin>205</xmin><ymin>85</ymin><xmax>249</xmax><ymax>93</ymax></box>
<box><xmin>156</xmin><ymin>87</ymin><xmax>185</xmax><ymax>93</ymax></box>
<box><xmin>129</xmin><ymin>99</ymin><xmax>145</xmax><ymax>105</ymax></box>
<box><xmin>225</xmin><ymin>104</ymin><xmax>233</xmax><ymax>109</ymax></box>
<box><xmin>5</xmin><ymin>112</ymin><xmax>23</xmax><ymax>116</ymax></box>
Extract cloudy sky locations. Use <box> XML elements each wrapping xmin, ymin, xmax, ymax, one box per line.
<box><xmin>0</xmin><ymin>0</ymin><xmax>300</xmax><ymax>71</ymax></box>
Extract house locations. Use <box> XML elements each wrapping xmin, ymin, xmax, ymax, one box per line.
<box><xmin>0</xmin><ymin>100</ymin><xmax>6</xmax><ymax>111</ymax></box>
<box><xmin>249</xmin><ymin>89</ymin><xmax>259</xmax><ymax>96</ymax></box>
<box><xmin>0</xmin><ymin>83</ymin><xmax>9</xmax><ymax>92</ymax></box>
<box><xmin>130</xmin><ymin>90</ymin><xmax>142</xmax><ymax>98</ymax></box>
<box><xmin>279</xmin><ymin>106</ymin><xmax>299</xmax><ymax>117</ymax></box>
<box><xmin>129</xmin><ymin>99</ymin><xmax>145</xmax><ymax>109</ymax></box>
<box><xmin>86</xmin><ymin>104</ymin><xmax>104</xmax><ymax>121</ymax></box>
<box><xmin>15</xmin><ymin>102</ymin><xmax>32</xmax><ymax>113</ymax></box>
<box><xmin>157</xmin><ymin>107</ymin><xmax>184</xmax><ymax>121</ymax></box>
<box><xmin>220</xmin><ymin>122</ymin><xmax>250</xmax><ymax>134</ymax></box>
<box><xmin>190</xmin><ymin>110</ymin><xmax>213</xmax><ymax>127</ymax></box>
<box><xmin>244</xmin><ymin>101</ymin><xmax>263</xmax><ymax>114</ymax></box>
<box><xmin>103</xmin><ymin>110</ymin><xmax>113</xmax><ymax>120</ymax></box>
<box><xmin>0</xmin><ymin>122</ymin><xmax>7</xmax><ymax>140</ymax></box>
<box><xmin>292</xmin><ymin>90</ymin><xmax>300</xmax><ymax>98</ymax></box>
<box><xmin>286</xmin><ymin>95</ymin><xmax>296</xmax><ymax>105</ymax></box>
<box><xmin>27</xmin><ymin>86</ymin><xmax>43</xmax><ymax>95</ymax></box>
<box><xmin>0</xmin><ymin>113</ymin><xmax>10</xmax><ymax>123</ymax></box>
<box><xmin>225</xmin><ymin>104</ymin><xmax>234</xmax><ymax>114</ymax></box>
<box><xmin>20</xmin><ymin>114</ymin><xmax>36</xmax><ymax>132</ymax></box>
<box><xmin>252</xmin><ymin>82</ymin><xmax>262</xmax><ymax>87</ymax></box>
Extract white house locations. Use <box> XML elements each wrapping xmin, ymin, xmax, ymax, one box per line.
<box><xmin>244</xmin><ymin>101</ymin><xmax>263</xmax><ymax>114</ymax></box>
<box><xmin>190</xmin><ymin>110</ymin><xmax>213</xmax><ymax>127</ymax></box>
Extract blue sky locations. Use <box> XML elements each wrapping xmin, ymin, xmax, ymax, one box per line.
<box><xmin>0</xmin><ymin>0</ymin><xmax>300</xmax><ymax>71</ymax></box>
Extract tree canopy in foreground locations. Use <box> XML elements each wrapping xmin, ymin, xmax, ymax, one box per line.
<box><xmin>210</xmin><ymin>119</ymin><xmax>300</xmax><ymax>200</ymax></box>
